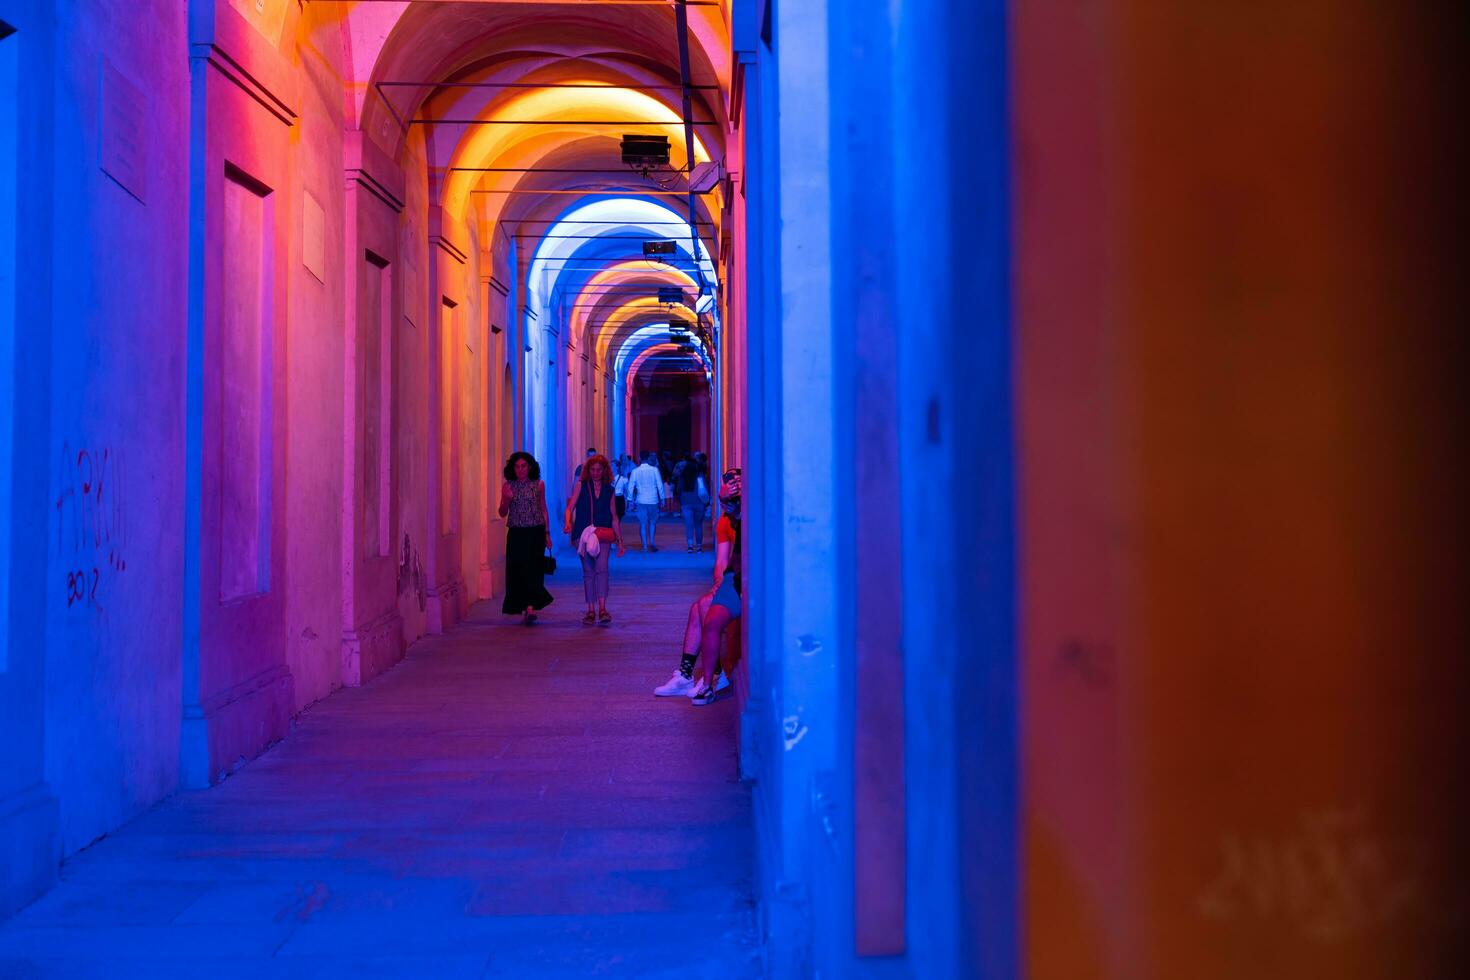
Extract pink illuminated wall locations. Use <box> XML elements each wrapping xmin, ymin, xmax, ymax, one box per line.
<box><xmin>0</xmin><ymin>0</ymin><xmax>739</xmax><ymax>927</ymax></box>
<box><xmin>219</xmin><ymin>169</ymin><xmax>271</xmax><ymax>602</ymax></box>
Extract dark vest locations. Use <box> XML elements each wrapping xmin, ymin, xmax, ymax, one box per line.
<box><xmin>572</xmin><ymin>482</ymin><xmax>614</xmax><ymax>541</ymax></box>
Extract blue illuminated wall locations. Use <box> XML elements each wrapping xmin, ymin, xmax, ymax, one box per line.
<box><xmin>735</xmin><ymin>0</ymin><xmax>1016</xmax><ymax>976</ymax></box>
<box><xmin>0</xmin><ymin>0</ymin><xmax>59</xmax><ymax>919</ymax></box>
<box><xmin>0</xmin><ymin>0</ymin><xmax>193</xmax><ymax>913</ymax></box>
<box><xmin>0</xmin><ymin>16</ymin><xmax>16</xmax><ymax>677</ymax></box>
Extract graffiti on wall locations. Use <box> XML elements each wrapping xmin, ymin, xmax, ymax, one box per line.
<box><xmin>1197</xmin><ymin>808</ymin><xmax>1454</xmax><ymax>940</ymax></box>
<box><xmin>397</xmin><ymin>533</ymin><xmax>426</xmax><ymax>612</ymax></box>
<box><xmin>54</xmin><ymin>444</ymin><xmax>128</xmax><ymax>613</ymax></box>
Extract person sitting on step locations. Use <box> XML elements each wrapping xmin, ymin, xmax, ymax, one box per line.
<box><xmin>654</xmin><ymin>469</ymin><xmax>743</xmax><ymax>703</ymax></box>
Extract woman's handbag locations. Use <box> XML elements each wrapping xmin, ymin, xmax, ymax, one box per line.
<box><xmin>583</xmin><ymin>485</ymin><xmax>616</xmax><ymax>545</ymax></box>
<box><xmin>696</xmin><ymin>475</ymin><xmax>710</xmax><ymax>504</ymax></box>
<box><xmin>543</xmin><ymin>551</ymin><xmax>557</xmax><ymax>575</ymax></box>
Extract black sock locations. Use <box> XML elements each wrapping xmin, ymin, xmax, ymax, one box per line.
<box><xmin>679</xmin><ymin>654</ymin><xmax>697</xmax><ymax>679</ymax></box>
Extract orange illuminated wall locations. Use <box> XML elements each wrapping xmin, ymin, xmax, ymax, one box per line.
<box><xmin>1014</xmin><ymin>2</ymin><xmax>1468</xmax><ymax>978</ymax></box>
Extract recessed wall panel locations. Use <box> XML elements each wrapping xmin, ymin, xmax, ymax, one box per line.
<box><xmin>362</xmin><ymin>250</ymin><xmax>390</xmax><ymax>558</ymax></box>
<box><xmin>439</xmin><ymin>298</ymin><xmax>457</xmax><ymax>535</ymax></box>
<box><xmin>219</xmin><ymin>166</ymin><xmax>272</xmax><ymax>601</ymax></box>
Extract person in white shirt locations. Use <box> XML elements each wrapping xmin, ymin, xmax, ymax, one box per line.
<box><xmin>627</xmin><ymin>452</ymin><xmax>666</xmax><ymax>552</ymax></box>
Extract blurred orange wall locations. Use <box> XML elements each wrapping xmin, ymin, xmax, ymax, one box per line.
<box><xmin>1013</xmin><ymin>3</ymin><xmax>1468</xmax><ymax>977</ymax></box>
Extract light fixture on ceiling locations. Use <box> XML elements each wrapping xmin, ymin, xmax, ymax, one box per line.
<box><xmin>621</xmin><ymin>134</ymin><xmax>671</xmax><ymax>178</ymax></box>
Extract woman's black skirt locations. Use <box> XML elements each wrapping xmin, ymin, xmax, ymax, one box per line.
<box><xmin>503</xmin><ymin>524</ymin><xmax>554</xmax><ymax>614</ymax></box>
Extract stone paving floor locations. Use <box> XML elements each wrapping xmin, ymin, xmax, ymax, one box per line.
<box><xmin>0</xmin><ymin>519</ymin><xmax>761</xmax><ymax>979</ymax></box>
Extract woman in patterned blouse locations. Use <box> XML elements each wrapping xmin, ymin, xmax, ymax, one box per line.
<box><xmin>498</xmin><ymin>452</ymin><xmax>554</xmax><ymax>624</ymax></box>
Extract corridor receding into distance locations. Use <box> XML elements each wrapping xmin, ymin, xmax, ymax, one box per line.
<box><xmin>3</xmin><ymin>0</ymin><xmax>767</xmax><ymax>973</ymax></box>
<box><xmin>3</xmin><ymin>0</ymin><xmax>1467</xmax><ymax>978</ymax></box>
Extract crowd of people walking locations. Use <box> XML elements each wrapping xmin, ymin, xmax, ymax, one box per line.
<box><xmin>496</xmin><ymin>446</ymin><xmax>738</xmax><ymax>705</ymax></box>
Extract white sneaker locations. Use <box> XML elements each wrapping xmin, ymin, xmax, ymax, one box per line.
<box><xmin>714</xmin><ymin>673</ymin><xmax>730</xmax><ymax>693</ymax></box>
<box><xmin>690</xmin><ymin>681</ymin><xmax>719</xmax><ymax>706</ymax></box>
<box><xmin>654</xmin><ymin>672</ymin><xmax>696</xmax><ymax>697</ymax></box>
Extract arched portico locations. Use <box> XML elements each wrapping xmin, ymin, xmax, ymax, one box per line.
<box><xmin>10</xmin><ymin>4</ymin><xmax>1462</xmax><ymax>979</ymax></box>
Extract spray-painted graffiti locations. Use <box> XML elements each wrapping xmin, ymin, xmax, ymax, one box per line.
<box><xmin>1197</xmin><ymin>808</ymin><xmax>1453</xmax><ymax>940</ymax></box>
<box><xmin>397</xmin><ymin>533</ymin><xmax>426</xmax><ymax>612</ymax></box>
<box><xmin>782</xmin><ymin>713</ymin><xmax>809</xmax><ymax>751</ymax></box>
<box><xmin>54</xmin><ymin>444</ymin><xmax>128</xmax><ymax>613</ymax></box>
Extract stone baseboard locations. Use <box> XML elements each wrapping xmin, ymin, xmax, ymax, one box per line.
<box><xmin>477</xmin><ymin>562</ymin><xmax>499</xmax><ymax>601</ymax></box>
<box><xmin>180</xmin><ymin>663</ymin><xmax>294</xmax><ymax>788</ymax></box>
<box><xmin>0</xmin><ymin>783</ymin><xmax>59</xmax><ymax>921</ymax></box>
<box><xmin>426</xmin><ymin>578</ymin><xmax>464</xmax><ymax>634</ymax></box>
<box><xmin>341</xmin><ymin>609</ymin><xmax>404</xmax><ymax>687</ymax></box>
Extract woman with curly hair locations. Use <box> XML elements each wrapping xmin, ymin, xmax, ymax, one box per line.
<box><xmin>562</xmin><ymin>453</ymin><xmax>625</xmax><ymax>625</ymax></box>
<box><xmin>498</xmin><ymin>451</ymin><xmax>554</xmax><ymax>625</ymax></box>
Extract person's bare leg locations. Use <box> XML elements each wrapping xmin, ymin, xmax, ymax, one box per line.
<box><xmin>656</xmin><ymin>594</ymin><xmax>714</xmax><ymax>696</ymax></box>
<box><xmin>682</xmin><ymin>593</ymin><xmax>713</xmax><ymax>670</ymax></box>
<box><xmin>699</xmin><ymin>606</ymin><xmax>735</xmax><ymax>692</ymax></box>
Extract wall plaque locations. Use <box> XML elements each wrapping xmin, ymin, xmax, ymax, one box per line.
<box><xmin>99</xmin><ymin>57</ymin><xmax>147</xmax><ymax>204</ymax></box>
<box><xmin>302</xmin><ymin>191</ymin><xmax>325</xmax><ymax>284</ymax></box>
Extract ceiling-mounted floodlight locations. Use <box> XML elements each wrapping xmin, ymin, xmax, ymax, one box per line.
<box><xmin>658</xmin><ymin>286</ymin><xmax>687</xmax><ymax>306</ymax></box>
<box><xmin>643</xmin><ymin>240</ymin><xmax>677</xmax><ymax>257</ymax></box>
<box><xmin>621</xmin><ymin>134</ymin><xmax>671</xmax><ymax>178</ymax></box>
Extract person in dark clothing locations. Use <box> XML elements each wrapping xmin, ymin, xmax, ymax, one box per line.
<box><xmin>498</xmin><ymin>451</ymin><xmax>554</xmax><ymax>625</ymax></box>
<box><xmin>658</xmin><ymin>452</ymin><xmax>677</xmax><ymax>514</ymax></box>
<box><xmin>676</xmin><ymin>453</ymin><xmax>708</xmax><ymax>552</ymax></box>
<box><xmin>572</xmin><ymin>447</ymin><xmax>596</xmax><ymax>481</ymax></box>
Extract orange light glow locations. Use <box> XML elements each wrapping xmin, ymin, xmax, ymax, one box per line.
<box><xmin>443</xmin><ymin>85</ymin><xmax>713</xmax><ymax>221</ymax></box>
